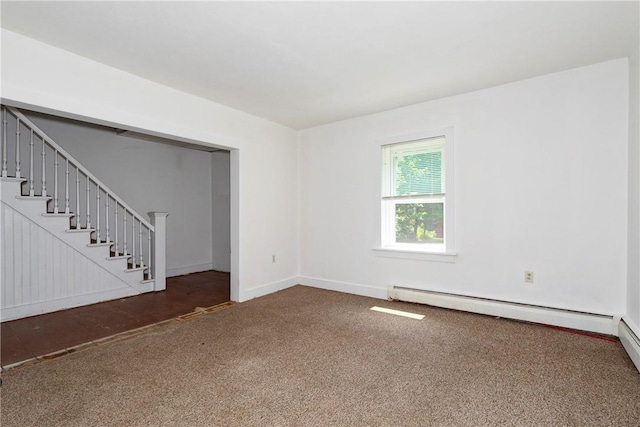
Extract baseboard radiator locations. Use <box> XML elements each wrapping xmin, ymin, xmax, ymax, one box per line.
<box><xmin>388</xmin><ymin>285</ymin><xmax>617</xmax><ymax>336</ymax></box>
<box><xmin>618</xmin><ymin>319</ymin><xmax>640</xmax><ymax>373</ymax></box>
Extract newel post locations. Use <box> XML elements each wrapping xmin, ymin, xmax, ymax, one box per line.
<box><xmin>149</xmin><ymin>212</ymin><xmax>169</xmax><ymax>291</ymax></box>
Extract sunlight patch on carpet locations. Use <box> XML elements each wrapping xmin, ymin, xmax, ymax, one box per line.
<box><xmin>370</xmin><ymin>306</ymin><xmax>425</xmax><ymax>320</ymax></box>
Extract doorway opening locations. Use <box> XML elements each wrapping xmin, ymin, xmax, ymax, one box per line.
<box><xmin>5</xmin><ymin>106</ymin><xmax>235</xmax><ymax>309</ymax></box>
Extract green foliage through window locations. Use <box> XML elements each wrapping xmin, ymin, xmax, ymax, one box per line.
<box><xmin>395</xmin><ymin>203</ymin><xmax>444</xmax><ymax>244</ymax></box>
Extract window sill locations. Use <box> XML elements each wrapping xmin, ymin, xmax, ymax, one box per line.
<box><xmin>373</xmin><ymin>247</ymin><xmax>457</xmax><ymax>263</ymax></box>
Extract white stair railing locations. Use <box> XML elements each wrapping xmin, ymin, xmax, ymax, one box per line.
<box><xmin>0</xmin><ymin>105</ymin><xmax>166</xmax><ymax>288</ymax></box>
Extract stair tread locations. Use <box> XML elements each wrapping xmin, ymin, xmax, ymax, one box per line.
<box><xmin>42</xmin><ymin>213</ymin><xmax>74</xmax><ymax>217</ymax></box>
<box><xmin>88</xmin><ymin>242</ymin><xmax>113</xmax><ymax>247</ymax></box>
<box><xmin>16</xmin><ymin>195</ymin><xmax>51</xmax><ymax>200</ymax></box>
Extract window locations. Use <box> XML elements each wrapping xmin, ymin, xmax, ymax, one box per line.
<box><xmin>377</xmin><ymin>129</ymin><xmax>455</xmax><ymax>260</ymax></box>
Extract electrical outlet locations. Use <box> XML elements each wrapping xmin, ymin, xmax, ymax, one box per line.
<box><xmin>524</xmin><ymin>271</ymin><xmax>534</xmax><ymax>283</ymax></box>
<box><xmin>272</xmin><ymin>255</ymin><xmax>276</xmax><ymax>263</ymax></box>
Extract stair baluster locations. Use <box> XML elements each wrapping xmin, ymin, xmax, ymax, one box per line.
<box><xmin>29</xmin><ymin>130</ymin><xmax>35</xmax><ymax>196</ymax></box>
<box><xmin>86</xmin><ymin>176</ymin><xmax>91</xmax><ymax>229</ymax></box>
<box><xmin>105</xmin><ymin>195</ymin><xmax>111</xmax><ymax>243</ymax></box>
<box><xmin>114</xmin><ymin>202</ymin><xmax>119</xmax><ymax>255</ymax></box>
<box><xmin>2</xmin><ymin>107</ymin><xmax>7</xmax><ymax>177</ymax></box>
<box><xmin>123</xmin><ymin>211</ymin><xmax>128</xmax><ymax>256</ymax></box>
<box><xmin>54</xmin><ymin>150</ymin><xmax>59</xmax><ymax>213</ymax></box>
<box><xmin>41</xmin><ymin>136</ymin><xmax>46</xmax><ymax>197</ymax></box>
<box><xmin>64</xmin><ymin>158</ymin><xmax>70</xmax><ymax>214</ymax></box>
<box><xmin>147</xmin><ymin>230</ymin><xmax>153</xmax><ymax>280</ymax></box>
<box><xmin>132</xmin><ymin>217</ymin><xmax>136</xmax><ymax>267</ymax></box>
<box><xmin>15</xmin><ymin>118</ymin><xmax>21</xmax><ymax>178</ymax></box>
<box><xmin>139</xmin><ymin>221</ymin><xmax>144</xmax><ymax>268</ymax></box>
<box><xmin>75</xmin><ymin>168</ymin><xmax>80</xmax><ymax>228</ymax></box>
<box><xmin>96</xmin><ymin>185</ymin><xmax>101</xmax><ymax>243</ymax></box>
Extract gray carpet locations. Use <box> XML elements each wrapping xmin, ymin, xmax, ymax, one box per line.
<box><xmin>1</xmin><ymin>285</ymin><xmax>639</xmax><ymax>426</ymax></box>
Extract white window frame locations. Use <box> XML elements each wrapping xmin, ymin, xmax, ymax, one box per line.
<box><xmin>373</xmin><ymin>127</ymin><xmax>456</xmax><ymax>263</ymax></box>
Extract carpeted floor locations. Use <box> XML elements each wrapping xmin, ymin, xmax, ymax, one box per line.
<box><xmin>1</xmin><ymin>285</ymin><xmax>639</xmax><ymax>426</ymax></box>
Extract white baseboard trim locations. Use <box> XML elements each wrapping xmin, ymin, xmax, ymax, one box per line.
<box><xmin>0</xmin><ymin>287</ymin><xmax>139</xmax><ymax>322</ymax></box>
<box><xmin>298</xmin><ymin>276</ymin><xmax>388</xmax><ymax>300</ymax></box>
<box><xmin>167</xmin><ymin>262</ymin><xmax>214</xmax><ymax>277</ymax></box>
<box><xmin>388</xmin><ymin>286</ymin><xmax>617</xmax><ymax>336</ymax></box>
<box><xmin>240</xmin><ymin>276</ymin><xmax>299</xmax><ymax>302</ymax></box>
<box><xmin>619</xmin><ymin>318</ymin><xmax>640</xmax><ymax>373</ymax></box>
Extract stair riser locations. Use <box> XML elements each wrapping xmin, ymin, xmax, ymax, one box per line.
<box><xmin>64</xmin><ymin>231</ymin><xmax>96</xmax><ymax>247</ymax></box>
<box><xmin>9</xmin><ymin>199</ymin><xmax>50</xmax><ymax>217</ymax></box>
<box><xmin>40</xmin><ymin>215</ymin><xmax>74</xmax><ymax>230</ymax></box>
<box><xmin>1</xmin><ymin>180</ymin><xmax>24</xmax><ymax>198</ymax></box>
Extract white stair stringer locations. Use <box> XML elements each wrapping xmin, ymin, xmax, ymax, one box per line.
<box><xmin>1</xmin><ymin>178</ymin><xmax>154</xmax><ymax>321</ymax></box>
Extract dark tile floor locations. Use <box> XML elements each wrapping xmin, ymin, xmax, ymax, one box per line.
<box><xmin>1</xmin><ymin>270</ymin><xmax>230</xmax><ymax>367</ymax></box>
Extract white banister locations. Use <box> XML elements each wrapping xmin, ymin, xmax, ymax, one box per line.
<box><xmin>150</xmin><ymin>212</ymin><xmax>168</xmax><ymax>291</ymax></box>
<box><xmin>54</xmin><ymin>150</ymin><xmax>59</xmax><ymax>213</ymax></box>
<box><xmin>5</xmin><ymin>107</ymin><xmax>154</xmax><ymax>230</ymax></box>
<box><xmin>29</xmin><ymin>130</ymin><xmax>35</xmax><ymax>196</ymax></box>
<box><xmin>2</xmin><ymin>107</ymin><xmax>7</xmax><ymax>177</ymax></box>
<box><xmin>41</xmin><ymin>136</ymin><xmax>46</xmax><ymax>197</ymax></box>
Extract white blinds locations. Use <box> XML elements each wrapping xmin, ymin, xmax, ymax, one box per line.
<box><xmin>382</xmin><ymin>136</ymin><xmax>445</xmax><ymax>199</ymax></box>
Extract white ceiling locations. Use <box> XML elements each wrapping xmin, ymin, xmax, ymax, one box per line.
<box><xmin>1</xmin><ymin>1</ymin><xmax>638</xmax><ymax>130</ymax></box>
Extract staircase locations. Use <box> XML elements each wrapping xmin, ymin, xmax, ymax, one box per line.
<box><xmin>0</xmin><ymin>105</ymin><xmax>167</xmax><ymax>322</ymax></box>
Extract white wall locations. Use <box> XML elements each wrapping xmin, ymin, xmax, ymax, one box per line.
<box><xmin>0</xmin><ymin>30</ymin><xmax>299</xmax><ymax>301</ymax></box>
<box><xmin>627</xmin><ymin>46</ymin><xmax>640</xmax><ymax>334</ymax></box>
<box><xmin>22</xmin><ymin>112</ymin><xmax>218</xmax><ymax>277</ymax></box>
<box><xmin>299</xmin><ymin>59</ymin><xmax>629</xmax><ymax>316</ymax></box>
<box><xmin>212</xmin><ymin>151</ymin><xmax>231</xmax><ymax>272</ymax></box>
